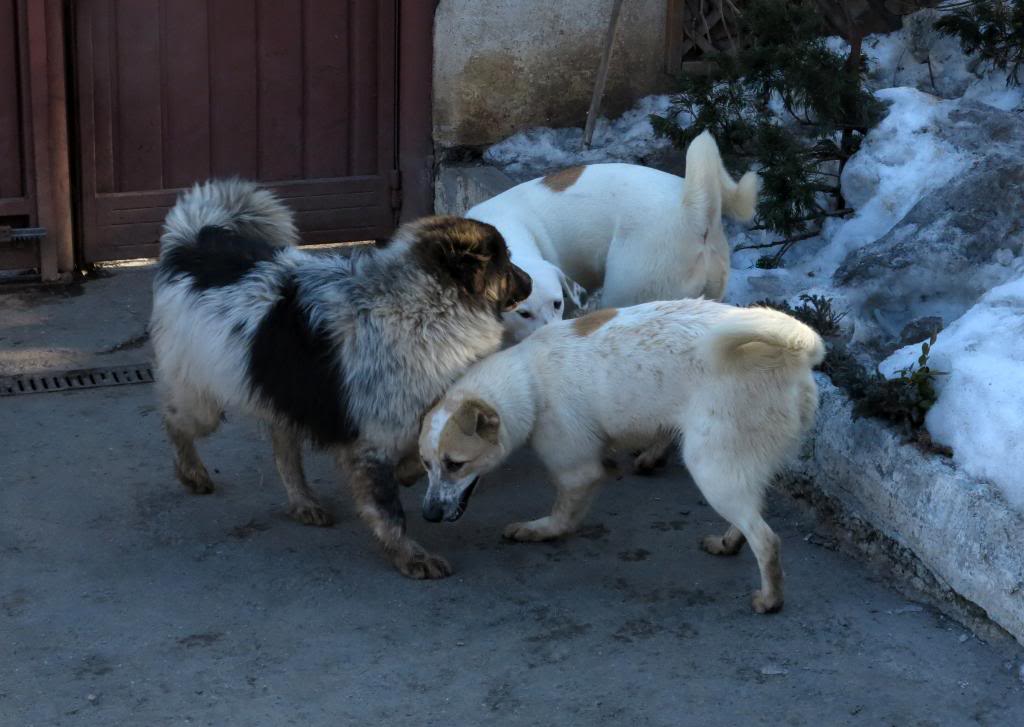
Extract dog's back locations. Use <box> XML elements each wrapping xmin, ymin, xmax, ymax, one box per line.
<box><xmin>475</xmin><ymin>164</ymin><xmax>683</xmax><ymax>291</ymax></box>
<box><xmin>468</xmin><ymin>141</ymin><xmax>758</xmax><ymax>309</ymax></box>
<box><xmin>519</xmin><ymin>299</ymin><xmax>821</xmax><ymax>456</ymax></box>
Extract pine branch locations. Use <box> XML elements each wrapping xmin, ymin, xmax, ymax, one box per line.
<box><xmin>735</xmin><ymin>228</ymin><xmax>822</xmax><ymax>251</ymax></box>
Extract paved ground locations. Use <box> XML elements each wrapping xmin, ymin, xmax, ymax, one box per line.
<box><xmin>2</xmin><ymin>267</ymin><xmax>1023</xmax><ymax>726</ymax></box>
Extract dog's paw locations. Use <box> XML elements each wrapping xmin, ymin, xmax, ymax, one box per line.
<box><xmin>700</xmin><ymin>534</ymin><xmax>742</xmax><ymax>556</ymax></box>
<box><xmin>397</xmin><ymin>551</ymin><xmax>453</xmax><ymax>580</ymax></box>
<box><xmin>176</xmin><ymin>463</ymin><xmax>214</xmax><ymax>495</ymax></box>
<box><xmin>751</xmin><ymin>590</ymin><xmax>784</xmax><ymax>614</ymax></box>
<box><xmin>503</xmin><ymin>518</ymin><xmax>562</xmax><ymax>542</ymax></box>
<box><xmin>288</xmin><ymin>502</ymin><xmax>335</xmax><ymax>527</ymax></box>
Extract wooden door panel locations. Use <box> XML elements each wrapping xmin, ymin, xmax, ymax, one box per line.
<box><xmin>0</xmin><ymin>0</ymin><xmax>26</xmax><ymax>205</ymax></box>
<box><xmin>74</xmin><ymin>0</ymin><xmax>399</xmax><ymax>262</ymax></box>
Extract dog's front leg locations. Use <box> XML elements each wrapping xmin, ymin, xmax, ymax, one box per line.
<box><xmin>504</xmin><ymin>460</ymin><xmax>605</xmax><ymax>542</ymax></box>
<box><xmin>338</xmin><ymin>446</ymin><xmax>452</xmax><ymax>579</ymax></box>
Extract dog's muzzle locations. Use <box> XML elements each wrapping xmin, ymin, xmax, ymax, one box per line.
<box><xmin>422</xmin><ymin>476</ymin><xmax>479</xmax><ymax>523</ymax></box>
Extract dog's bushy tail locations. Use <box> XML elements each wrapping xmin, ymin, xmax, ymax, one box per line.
<box><xmin>160</xmin><ymin>178</ymin><xmax>297</xmax><ymax>254</ymax></box>
<box><xmin>704</xmin><ymin>306</ymin><xmax>825</xmax><ymax>372</ymax></box>
<box><xmin>682</xmin><ymin>131</ymin><xmax>760</xmax><ymax>226</ymax></box>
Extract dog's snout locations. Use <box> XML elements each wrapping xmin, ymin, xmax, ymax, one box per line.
<box><xmin>422</xmin><ymin>499</ymin><xmax>445</xmax><ymax>523</ymax></box>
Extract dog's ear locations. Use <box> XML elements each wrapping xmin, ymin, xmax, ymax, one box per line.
<box><xmin>558</xmin><ymin>271</ymin><xmax>588</xmax><ymax>311</ymax></box>
<box><xmin>503</xmin><ymin>263</ymin><xmax>533</xmax><ymax>311</ymax></box>
<box><xmin>453</xmin><ymin>399</ymin><xmax>501</xmax><ymax>445</ymax></box>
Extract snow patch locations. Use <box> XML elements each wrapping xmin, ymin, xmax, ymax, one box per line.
<box><xmin>881</xmin><ymin>275</ymin><xmax>1024</xmax><ymax>509</ymax></box>
<box><xmin>483</xmin><ymin>95</ymin><xmax>678</xmax><ymax>175</ymax></box>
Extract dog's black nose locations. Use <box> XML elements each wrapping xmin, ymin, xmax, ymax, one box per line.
<box><xmin>422</xmin><ymin>500</ymin><xmax>445</xmax><ymax>523</ymax></box>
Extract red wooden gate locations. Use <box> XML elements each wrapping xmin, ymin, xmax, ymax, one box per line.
<box><xmin>72</xmin><ymin>0</ymin><xmax>412</xmax><ymax>262</ymax></box>
<box><xmin>0</xmin><ymin>0</ymin><xmax>72</xmax><ymax>279</ymax></box>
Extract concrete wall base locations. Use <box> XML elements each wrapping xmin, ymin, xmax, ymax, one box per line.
<box><xmin>785</xmin><ymin>377</ymin><xmax>1024</xmax><ymax>644</ymax></box>
<box><xmin>434</xmin><ymin>163</ymin><xmax>516</xmax><ymax>217</ymax></box>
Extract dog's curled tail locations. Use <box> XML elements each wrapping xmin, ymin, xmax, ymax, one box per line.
<box><xmin>160</xmin><ymin>178</ymin><xmax>298</xmax><ymax>253</ymax></box>
<box><xmin>704</xmin><ymin>307</ymin><xmax>825</xmax><ymax>372</ymax></box>
<box><xmin>682</xmin><ymin>130</ymin><xmax>760</xmax><ymax>226</ymax></box>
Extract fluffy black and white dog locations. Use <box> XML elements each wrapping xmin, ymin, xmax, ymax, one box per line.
<box><xmin>150</xmin><ymin>179</ymin><xmax>531</xmax><ymax>578</ymax></box>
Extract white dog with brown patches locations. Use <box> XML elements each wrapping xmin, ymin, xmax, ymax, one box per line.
<box><xmin>467</xmin><ymin>131</ymin><xmax>759</xmax><ymax>342</ymax></box>
<box><xmin>419</xmin><ymin>299</ymin><xmax>823</xmax><ymax>613</ymax></box>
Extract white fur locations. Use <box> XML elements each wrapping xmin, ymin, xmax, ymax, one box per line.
<box><xmin>469</xmin><ymin>132</ymin><xmax>759</xmax><ymax>334</ymax></box>
<box><xmin>466</xmin><ymin>208</ymin><xmax>585</xmax><ymax>342</ymax></box>
<box><xmin>160</xmin><ymin>177</ymin><xmax>298</xmax><ymax>252</ymax></box>
<box><xmin>420</xmin><ymin>299</ymin><xmax>822</xmax><ymax>612</ymax></box>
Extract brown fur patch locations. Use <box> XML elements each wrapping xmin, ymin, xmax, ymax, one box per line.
<box><xmin>405</xmin><ymin>216</ymin><xmax>530</xmax><ymax>310</ymax></box>
<box><xmin>572</xmin><ymin>308</ymin><xmax>618</xmax><ymax>337</ymax></box>
<box><xmin>439</xmin><ymin>399</ymin><xmax>500</xmax><ymax>458</ymax></box>
<box><xmin>542</xmin><ymin>165</ymin><xmax>585</xmax><ymax>192</ymax></box>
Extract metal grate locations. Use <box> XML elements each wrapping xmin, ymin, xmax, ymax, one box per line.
<box><xmin>0</xmin><ymin>364</ymin><xmax>154</xmax><ymax>397</ymax></box>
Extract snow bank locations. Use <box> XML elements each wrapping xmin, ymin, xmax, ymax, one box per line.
<box><xmin>725</xmin><ymin>87</ymin><xmax>969</xmax><ymax>312</ymax></box>
<box><xmin>483</xmin><ymin>95</ymin><xmax>677</xmax><ymax>175</ymax></box>
<box><xmin>881</xmin><ymin>276</ymin><xmax>1024</xmax><ymax>508</ymax></box>
<box><xmin>822</xmin><ymin>87</ymin><xmax>967</xmax><ymax>272</ymax></box>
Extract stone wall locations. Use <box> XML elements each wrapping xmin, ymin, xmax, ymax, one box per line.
<box><xmin>433</xmin><ymin>0</ymin><xmax>669</xmax><ymax>149</ymax></box>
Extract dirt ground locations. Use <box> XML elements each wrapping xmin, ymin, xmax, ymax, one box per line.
<box><xmin>2</xmin><ymin>266</ymin><xmax>1022</xmax><ymax>726</ymax></box>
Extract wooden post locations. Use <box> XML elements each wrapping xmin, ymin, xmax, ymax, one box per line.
<box><xmin>583</xmin><ymin>0</ymin><xmax>624</xmax><ymax>149</ymax></box>
<box><xmin>24</xmin><ymin>0</ymin><xmax>73</xmax><ymax>280</ymax></box>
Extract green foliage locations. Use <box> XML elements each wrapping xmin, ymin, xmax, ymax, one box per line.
<box><xmin>854</xmin><ymin>335</ymin><xmax>943</xmax><ymax>433</ymax></box>
<box><xmin>753</xmin><ymin>294</ymin><xmax>846</xmax><ymax>337</ymax></box>
<box><xmin>935</xmin><ymin>0</ymin><xmax>1024</xmax><ymax>86</ymax></box>
<box><xmin>651</xmin><ymin>0</ymin><xmax>884</xmax><ymax>255</ymax></box>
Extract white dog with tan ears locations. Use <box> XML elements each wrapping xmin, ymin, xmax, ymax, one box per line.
<box><xmin>466</xmin><ymin>130</ymin><xmax>759</xmax><ymax>342</ymax></box>
<box><xmin>418</xmin><ymin>299</ymin><xmax>823</xmax><ymax>613</ymax></box>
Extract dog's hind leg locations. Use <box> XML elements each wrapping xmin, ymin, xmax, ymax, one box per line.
<box><xmin>160</xmin><ymin>384</ymin><xmax>223</xmax><ymax>495</ymax></box>
<box><xmin>339</xmin><ymin>445</ymin><xmax>452</xmax><ymax>580</ymax></box>
<box><xmin>270</xmin><ymin>425</ymin><xmax>334</xmax><ymax>526</ymax></box>
<box><xmin>683</xmin><ymin>438</ymin><xmax>783</xmax><ymax>614</ymax></box>
<box><xmin>504</xmin><ymin>459</ymin><xmax>605</xmax><ymax>542</ymax></box>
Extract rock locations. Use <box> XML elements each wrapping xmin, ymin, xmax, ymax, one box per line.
<box><xmin>835</xmin><ymin>102</ymin><xmax>1024</xmax><ymax>352</ymax></box>
<box><xmin>839</xmin><ymin>152</ymin><xmax>882</xmax><ymax>210</ymax></box>
<box><xmin>898</xmin><ymin>316</ymin><xmax>943</xmax><ymax>346</ymax></box>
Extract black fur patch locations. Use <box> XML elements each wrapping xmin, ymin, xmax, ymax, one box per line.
<box><xmin>161</xmin><ymin>225</ymin><xmax>280</xmax><ymax>289</ymax></box>
<box><xmin>248</xmin><ymin>279</ymin><xmax>357</xmax><ymax>446</ymax></box>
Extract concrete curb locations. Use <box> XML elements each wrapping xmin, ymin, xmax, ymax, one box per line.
<box><xmin>434</xmin><ymin>163</ymin><xmax>516</xmax><ymax>216</ymax></box>
<box><xmin>788</xmin><ymin>376</ymin><xmax>1024</xmax><ymax>644</ymax></box>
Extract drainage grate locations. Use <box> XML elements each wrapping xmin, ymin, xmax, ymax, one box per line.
<box><xmin>0</xmin><ymin>364</ymin><xmax>155</xmax><ymax>397</ymax></box>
